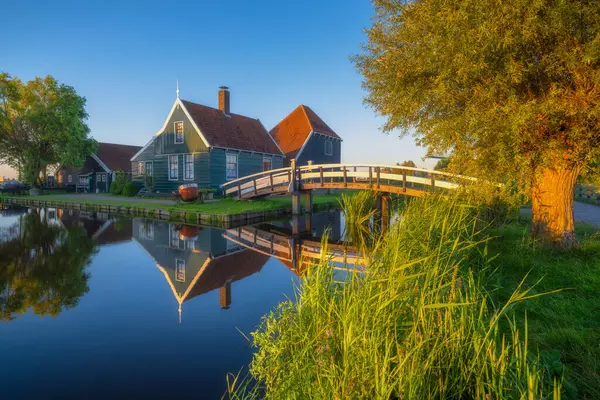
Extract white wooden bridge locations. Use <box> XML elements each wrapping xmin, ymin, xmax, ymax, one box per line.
<box><xmin>221</xmin><ymin>161</ymin><xmax>476</xmax><ymax>201</ymax></box>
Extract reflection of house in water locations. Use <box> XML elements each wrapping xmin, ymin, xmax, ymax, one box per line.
<box><xmin>132</xmin><ymin>218</ymin><xmax>269</xmax><ymax>320</ymax></box>
<box><xmin>57</xmin><ymin>209</ymin><xmax>133</xmax><ymax>245</ymax></box>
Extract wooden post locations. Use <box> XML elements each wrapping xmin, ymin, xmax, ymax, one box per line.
<box><xmin>289</xmin><ymin>159</ymin><xmax>297</xmax><ymax>193</ymax></box>
<box><xmin>376</xmin><ymin>167</ymin><xmax>381</xmax><ymax>189</ymax></box>
<box><xmin>237</xmin><ymin>183</ymin><xmax>241</xmax><ymax>199</ymax></box>
<box><xmin>343</xmin><ymin>166</ymin><xmax>347</xmax><ymax>187</ymax></box>
<box><xmin>304</xmin><ymin>191</ymin><xmax>313</xmax><ymax>213</ymax></box>
<box><xmin>320</xmin><ymin>166</ymin><xmax>324</xmax><ymax>187</ymax></box>
<box><xmin>402</xmin><ymin>173</ymin><xmax>407</xmax><ymax>193</ymax></box>
<box><xmin>292</xmin><ymin>193</ymin><xmax>302</xmax><ymax>215</ymax></box>
<box><xmin>381</xmin><ymin>195</ymin><xmax>390</xmax><ymax>233</ymax></box>
<box><xmin>220</xmin><ymin>281</ymin><xmax>231</xmax><ymax>309</ymax></box>
<box><xmin>270</xmin><ymin>173</ymin><xmax>274</xmax><ymax>191</ymax></box>
<box><xmin>431</xmin><ymin>176</ymin><xmax>436</xmax><ymax>192</ymax></box>
<box><xmin>253</xmin><ymin>178</ymin><xmax>257</xmax><ymax>195</ymax></box>
<box><xmin>369</xmin><ymin>167</ymin><xmax>373</xmax><ymax>188</ymax></box>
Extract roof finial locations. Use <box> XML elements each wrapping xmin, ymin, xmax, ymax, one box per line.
<box><xmin>176</xmin><ymin>79</ymin><xmax>180</xmax><ymax>99</ymax></box>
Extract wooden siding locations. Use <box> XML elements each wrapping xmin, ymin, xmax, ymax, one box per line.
<box><xmin>154</xmin><ymin>105</ymin><xmax>209</xmax><ymax>155</ymax></box>
<box><xmin>210</xmin><ymin>149</ymin><xmax>284</xmax><ymax>191</ymax></box>
<box><xmin>296</xmin><ymin>134</ymin><xmax>341</xmax><ymax>166</ymax></box>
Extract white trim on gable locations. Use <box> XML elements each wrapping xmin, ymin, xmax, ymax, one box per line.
<box><xmin>130</xmin><ymin>98</ymin><xmax>212</xmax><ymax>162</ymax></box>
<box><xmin>91</xmin><ymin>153</ymin><xmax>112</xmax><ymax>173</ymax></box>
<box><xmin>294</xmin><ymin>130</ymin><xmax>314</xmax><ymax>163</ymax></box>
<box><xmin>257</xmin><ymin>119</ymin><xmax>285</xmax><ymax>156</ymax></box>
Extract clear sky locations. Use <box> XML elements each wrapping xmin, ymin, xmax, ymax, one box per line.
<box><xmin>0</xmin><ymin>0</ymin><xmax>429</xmax><ymax>179</ymax></box>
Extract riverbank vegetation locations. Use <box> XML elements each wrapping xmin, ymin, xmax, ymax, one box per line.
<box><xmin>226</xmin><ymin>194</ymin><xmax>598</xmax><ymax>399</ymax></box>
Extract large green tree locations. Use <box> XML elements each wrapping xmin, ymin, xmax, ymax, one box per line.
<box><xmin>0</xmin><ymin>73</ymin><xmax>96</xmax><ymax>184</ymax></box>
<box><xmin>355</xmin><ymin>0</ymin><xmax>600</xmax><ymax>249</ymax></box>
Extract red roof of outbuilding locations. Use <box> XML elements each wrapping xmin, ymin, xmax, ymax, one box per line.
<box><xmin>181</xmin><ymin>100</ymin><xmax>281</xmax><ymax>155</ymax></box>
<box><xmin>269</xmin><ymin>105</ymin><xmax>340</xmax><ymax>160</ymax></box>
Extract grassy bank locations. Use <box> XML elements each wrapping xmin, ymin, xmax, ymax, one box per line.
<box><xmin>228</xmin><ymin>196</ymin><xmax>560</xmax><ymax>399</ymax></box>
<box><xmin>487</xmin><ymin>216</ymin><xmax>600</xmax><ymax>399</ymax></box>
<box><xmin>0</xmin><ymin>193</ymin><xmax>342</xmax><ymax>215</ymax></box>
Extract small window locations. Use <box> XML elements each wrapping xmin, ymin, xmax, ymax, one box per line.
<box><xmin>176</xmin><ymin>259</ymin><xmax>186</xmax><ymax>282</ymax></box>
<box><xmin>263</xmin><ymin>156</ymin><xmax>272</xmax><ymax>172</ymax></box>
<box><xmin>138</xmin><ymin>161</ymin><xmax>144</xmax><ymax>175</ymax></box>
<box><xmin>226</xmin><ymin>154</ymin><xmax>238</xmax><ymax>180</ymax></box>
<box><xmin>184</xmin><ymin>154</ymin><xmax>194</xmax><ymax>180</ymax></box>
<box><xmin>68</xmin><ymin>175</ymin><xmax>72</xmax><ymax>183</ymax></box>
<box><xmin>169</xmin><ymin>155</ymin><xmax>179</xmax><ymax>180</ymax></box>
<box><xmin>174</xmin><ymin>121</ymin><xmax>184</xmax><ymax>144</ymax></box>
<box><xmin>139</xmin><ymin>221</ymin><xmax>154</xmax><ymax>240</ymax></box>
<box><xmin>325</xmin><ymin>140</ymin><xmax>333</xmax><ymax>156</ymax></box>
<box><xmin>145</xmin><ymin>162</ymin><xmax>153</xmax><ymax>177</ymax></box>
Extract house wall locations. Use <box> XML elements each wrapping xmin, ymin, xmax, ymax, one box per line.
<box><xmin>296</xmin><ymin>134</ymin><xmax>341</xmax><ymax>166</ymax></box>
<box><xmin>210</xmin><ymin>149</ymin><xmax>284</xmax><ymax>191</ymax></box>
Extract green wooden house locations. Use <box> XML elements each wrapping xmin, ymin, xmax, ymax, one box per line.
<box><xmin>131</xmin><ymin>87</ymin><xmax>284</xmax><ymax>192</ymax></box>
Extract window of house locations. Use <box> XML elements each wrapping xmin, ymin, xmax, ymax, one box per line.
<box><xmin>325</xmin><ymin>140</ymin><xmax>333</xmax><ymax>156</ymax></box>
<box><xmin>145</xmin><ymin>161</ymin><xmax>153</xmax><ymax>177</ymax></box>
<box><xmin>226</xmin><ymin>154</ymin><xmax>238</xmax><ymax>180</ymax></box>
<box><xmin>169</xmin><ymin>155</ymin><xmax>179</xmax><ymax>180</ymax></box>
<box><xmin>184</xmin><ymin>154</ymin><xmax>194</xmax><ymax>180</ymax></box>
<box><xmin>174</xmin><ymin>121</ymin><xmax>184</xmax><ymax>144</ymax></box>
<box><xmin>68</xmin><ymin>175</ymin><xmax>72</xmax><ymax>183</ymax></box>
<box><xmin>79</xmin><ymin>176</ymin><xmax>88</xmax><ymax>185</ymax></box>
<box><xmin>175</xmin><ymin>259</ymin><xmax>186</xmax><ymax>282</ymax></box>
<box><xmin>138</xmin><ymin>161</ymin><xmax>144</xmax><ymax>175</ymax></box>
<box><xmin>169</xmin><ymin>224</ymin><xmax>181</xmax><ymax>249</ymax></box>
<box><xmin>139</xmin><ymin>221</ymin><xmax>154</xmax><ymax>240</ymax></box>
<box><xmin>263</xmin><ymin>156</ymin><xmax>272</xmax><ymax>172</ymax></box>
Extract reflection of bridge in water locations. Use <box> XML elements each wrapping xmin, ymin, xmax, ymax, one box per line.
<box><xmin>223</xmin><ymin>222</ymin><xmax>367</xmax><ymax>275</ymax></box>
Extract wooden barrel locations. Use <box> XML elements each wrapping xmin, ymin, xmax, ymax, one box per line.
<box><xmin>178</xmin><ymin>183</ymin><xmax>199</xmax><ymax>202</ymax></box>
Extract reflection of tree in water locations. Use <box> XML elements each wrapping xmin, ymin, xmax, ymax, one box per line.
<box><xmin>0</xmin><ymin>210</ymin><xmax>97</xmax><ymax>320</ymax></box>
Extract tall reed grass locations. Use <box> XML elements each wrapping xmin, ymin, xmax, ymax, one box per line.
<box><xmin>227</xmin><ymin>195</ymin><xmax>560</xmax><ymax>399</ymax></box>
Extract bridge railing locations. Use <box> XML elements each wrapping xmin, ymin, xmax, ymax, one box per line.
<box><xmin>220</xmin><ymin>163</ymin><xmax>478</xmax><ymax>198</ymax></box>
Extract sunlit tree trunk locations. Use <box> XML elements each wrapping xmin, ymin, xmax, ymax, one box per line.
<box><xmin>531</xmin><ymin>166</ymin><xmax>580</xmax><ymax>250</ymax></box>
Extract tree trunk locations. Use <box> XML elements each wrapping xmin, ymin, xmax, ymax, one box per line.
<box><xmin>531</xmin><ymin>166</ymin><xmax>580</xmax><ymax>250</ymax></box>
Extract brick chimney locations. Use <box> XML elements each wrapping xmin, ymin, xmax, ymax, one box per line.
<box><xmin>218</xmin><ymin>86</ymin><xmax>230</xmax><ymax>115</ymax></box>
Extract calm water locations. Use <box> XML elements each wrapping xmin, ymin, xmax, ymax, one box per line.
<box><xmin>0</xmin><ymin>206</ymin><xmax>346</xmax><ymax>399</ymax></box>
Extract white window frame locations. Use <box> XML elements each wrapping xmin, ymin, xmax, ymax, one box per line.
<box><xmin>324</xmin><ymin>140</ymin><xmax>333</xmax><ymax>156</ymax></box>
<box><xmin>138</xmin><ymin>161</ymin><xmax>144</xmax><ymax>175</ymax></box>
<box><xmin>175</xmin><ymin>259</ymin><xmax>186</xmax><ymax>282</ymax></box>
<box><xmin>168</xmin><ymin>155</ymin><xmax>179</xmax><ymax>181</ymax></box>
<box><xmin>263</xmin><ymin>156</ymin><xmax>272</xmax><ymax>172</ymax></box>
<box><xmin>184</xmin><ymin>154</ymin><xmax>194</xmax><ymax>181</ymax></box>
<box><xmin>68</xmin><ymin>175</ymin><xmax>72</xmax><ymax>183</ymax></box>
<box><xmin>144</xmin><ymin>161</ymin><xmax>153</xmax><ymax>177</ymax></box>
<box><xmin>226</xmin><ymin>153</ymin><xmax>238</xmax><ymax>181</ymax></box>
<box><xmin>174</xmin><ymin>121</ymin><xmax>184</xmax><ymax>144</ymax></box>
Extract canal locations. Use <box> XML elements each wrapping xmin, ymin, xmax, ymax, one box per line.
<box><xmin>0</xmin><ymin>206</ymin><xmax>350</xmax><ymax>399</ymax></box>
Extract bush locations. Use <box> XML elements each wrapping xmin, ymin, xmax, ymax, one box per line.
<box><xmin>109</xmin><ymin>181</ymin><xmax>122</xmax><ymax>195</ymax></box>
<box><xmin>122</xmin><ymin>182</ymin><xmax>139</xmax><ymax>197</ymax></box>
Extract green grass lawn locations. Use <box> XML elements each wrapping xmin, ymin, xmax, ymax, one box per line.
<box><xmin>487</xmin><ymin>217</ymin><xmax>600</xmax><ymax>399</ymax></box>
<box><xmin>0</xmin><ymin>193</ymin><xmax>343</xmax><ymax>215</ymax></box>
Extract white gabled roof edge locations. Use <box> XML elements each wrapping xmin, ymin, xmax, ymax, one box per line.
<box><xmin>91</xmin><ymin>153</ymin><xmax>112</xmax><ymax>173</ymax></box>
<box><xmin>130</xmin><ymin>98</ymin><xmax>212</xmax><ymax>162</ymax></box>
<box><xmin>257</xmin><ymin>119</ymin><xmax>285</xmax><ymax>156</ymax></box>
<box><xmin>294</xmin><ymin>130</ymin><xmax>314</xmax><ymax>162</ymax></box>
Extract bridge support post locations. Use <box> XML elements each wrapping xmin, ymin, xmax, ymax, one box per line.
<box><xmin>376</xmin><ymin>194</ymin><xmax>391</xmax><ymax>234</ymax></box>
<box><xmin>220</xmin><ymin>281</ymin><xmax>231</xmax><ymax>309</ymax></box>
<box><xmin>304</xmin><ymin>191</ymin><xmax>313</xmax><ymax>213</ymax></box>
<box><xmin>292</xmin><ymin>193</ymin><xmax>302</xmax><ymax>215</ymax></box>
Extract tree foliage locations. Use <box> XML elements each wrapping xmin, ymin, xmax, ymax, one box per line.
<box><xmin>0</xmin><ymin>73</ymin><xmax>96</xmax><ymax>184</ymax></box>
<box><xmin>0</xmin><ymin>208</ymin><xmax>96</xmax><ymax>320</ymax></box>
<box><xmin>355</xmin><ymin>0</ymin><xmax>600</xmax><ymax>189</ymax></box>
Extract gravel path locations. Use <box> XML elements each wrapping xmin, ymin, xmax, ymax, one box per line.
<box><xmin>521</xmin><ymin>201</ymin><xmax>600</xmax><ymax>228</ymax></box>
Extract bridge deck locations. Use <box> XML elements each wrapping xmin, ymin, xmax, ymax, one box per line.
<box><xmin>221</xmin><ymin>164</ymin><xmax>476</xmax><ymax>200</ymax></box>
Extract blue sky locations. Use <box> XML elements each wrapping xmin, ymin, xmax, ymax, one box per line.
<box><xmin>0</xmin><ymin>0</ymin><xmax>428</xmax><ymax>178</ymax></box>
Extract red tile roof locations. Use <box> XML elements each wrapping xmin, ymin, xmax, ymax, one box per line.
<box><xmin>95</xmin><ymin>142</ymin><xmax>142</xmax><ymax>172</ymax></box>
<box><xmin>269</xmin><ymin>105</ymin><xmax>341</xmax><ymax>160</ymax></box>
<box><xmin>181</xmin><ymin>100</ymin><xmax>281</xmax><ymax>155</ymax></box>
